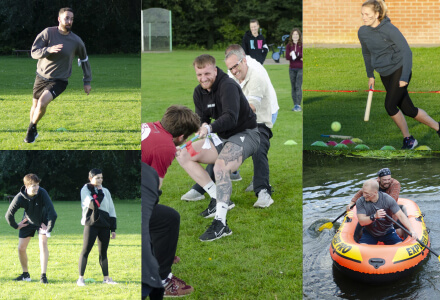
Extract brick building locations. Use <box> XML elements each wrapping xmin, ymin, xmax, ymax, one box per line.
<box><xmin>303</xmin><ymin>0</ymin><xmax>440</xmax><ymax>46</ymax></box>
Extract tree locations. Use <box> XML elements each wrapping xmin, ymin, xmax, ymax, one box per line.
<box><xmin>142</xmin><ymin>0</ymin><xmax>301</xmax><ymax>49</ymax></box>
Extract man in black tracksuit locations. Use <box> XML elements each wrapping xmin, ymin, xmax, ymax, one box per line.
<box><xmin>176</xmin><ymin>54</ymin><xmax>260</xmax><ymax>242</ymax></box>
<box><xmin>5</xmin><ymin>174</ymin><xmax>57</xmax><ymax>284</ymax></box>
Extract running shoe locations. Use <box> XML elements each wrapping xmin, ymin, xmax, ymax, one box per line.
<box><xmin>40</xmin><ymin>274</ymin><xmax>48</xmax><ymax>284</ymax></box>
<box><xmin>24</xmin><ymin>127</ymin><xmax>38</xmax><ymax>143</ymax></box>
<box><xmin>14</xmin><ymin>273</ymin><xmax>31</xmax><ymax>282</ymax></box>
<box><xmin>245</xmin><ymin>181</ymin><xmax>254</xmax><ymax>192</ymax></box>
<box><xmin>253</xmin><ymin>189</ymin><xmax>274</xmax><ymax>208</ymax></box>
<box><xmin>199</xmin><ymin>198</ymin><xmax>235</xmax><ymax>218</ymax></box>
<box><xmin>103</xmin><ymin>277</ymin><xmax>118</xmax><ymax>284</ymax></box>
<box><xmin>77</xmin><ymin>278</ymin><xmax>86</xmax><ymax>286</ymax></box>
<box><xmin>199</xmin><ymin>219</ymin><xmax>232</xmax><ymax>242</ymax></box>
<box><xmin>401</xmin><ymin>135</ymin><xmax>418</xmax><ymax>149</ymax></box>
<box><xmin>181</xmin><ymin>189</ymin><xmax>205</xmax><ymax>201</ymax></box>
<box><xmin>230</xmin><ymin>170</ymin><xmax>242</xmax><ymax>181</ymax></box>
<box><xmin>163</xmin><ymin>275</ymin><xmax>194</xmax><ymax>297</ymax></box>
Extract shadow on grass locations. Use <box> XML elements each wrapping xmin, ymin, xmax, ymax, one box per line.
<box><xmin>304</xmin><ymin>94</ymin><xmax>333</xmax><ymax>105</ymax></box>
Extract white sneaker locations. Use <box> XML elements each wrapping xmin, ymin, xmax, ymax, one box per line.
<box><xmin>245</xmin><ymin>181</ymin><xmax>254</xmax><ymax>192</ymax></box>
<box><xmin>77</xmin><ymin>278</ymin><xmax>86</xmax><ymax>286</ymax></box>
<box><xmin>103</xmin><ymin>277</ymin><xmax>118</xmax><ymax>284</ymax></box>
<box><xmin>181</xmin><ymin>189</ymin><xmax>205</xmax><ymax>201</ymax></box>
<box><xmin>253</xmin><ymin>189</ymin><xmax>274</xmax><ymax>208</ymax></box>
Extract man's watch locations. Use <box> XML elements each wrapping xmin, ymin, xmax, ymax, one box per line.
<box><xmin>370</xmin><ymin>214</ymin><xmax>376</xmax><ymax>221</ymax></box>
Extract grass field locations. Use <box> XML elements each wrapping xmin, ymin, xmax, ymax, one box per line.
<box><xmin>142</xmin><ymin>51</ymin><xmax>302</xmax><ymax>299</ymax></box>
<box><xmin>0</xmin><ymin>200</ymin><xmax>140</xmax><ymax>299</ymax></box>
<box><xmin>0</xmin><ymin>54</ymin><xmax>141</xmax><ymax>150</ymax></box>
<box><xmin>303</xmin><ymin>47</ymin><xmax>440</xmax><ymax>151</ymax></box>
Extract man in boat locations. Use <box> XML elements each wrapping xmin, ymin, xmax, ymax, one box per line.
<box><xmin>348</xmin><ymin>168</ymin><xmax>408</xmax><ymax>236</ymax></box>
<box><xmin>348</xmin><ymin>168</ymin><xmax>400</xmax><ymax>209</ymax></box>
<box><xmin>356</xmin><ymin>179</ymin><xmax>416</xmax><ymax>245</ymax></box>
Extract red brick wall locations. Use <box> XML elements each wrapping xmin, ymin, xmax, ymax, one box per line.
<box><xmin>304</xmin><ymin>0</ymin><xmax>440</xmax><ymax>45</ymax></box>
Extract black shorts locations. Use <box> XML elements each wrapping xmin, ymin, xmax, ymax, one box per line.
<box><xmin>19</xmin><ymin>224</ymin><xmax>41</xmax><ymax>238</ymax></box>
<box><xmin>33</xmin><ymin>75</ymin><xmax>68</xmax><ymax>100</ymax></box>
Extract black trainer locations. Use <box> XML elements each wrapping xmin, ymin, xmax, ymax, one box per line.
<box><xmin>199</xmin><ymin>198</ymin><xmax>235</xmax><ymax>218</ymax></box>
<box><xmin>199</xmin><ymin>219</ymin><xmax>232</xmax><ymax>242</ymax></box>
<box><xmin>401</xmin><ymin>135</ymin><xmax>418</xmax><ymax>149</ymax></box>
<box><xmin>14</xmin><ymin>273</ymin><xmax>31</xmax><ymax>282</ymax></box>
<box><xmin>40</xmin><ymin>274</ymin><xmax>48</xmax><ymax>284</ymax></box>
<box><xmin>24</xmin><ymin>127</ymin><xmax>39</xmax><ymax>143</ymax></box>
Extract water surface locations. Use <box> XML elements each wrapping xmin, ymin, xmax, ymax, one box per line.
<box><xmin>303</xmin><ymin>152</ymin><xmax>440</xmax><ymax>299</ymax></box>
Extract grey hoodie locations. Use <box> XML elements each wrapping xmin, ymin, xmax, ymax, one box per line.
<box><xmin>358</xmin><ymin>17</ymin><xmax>412</xmax><ymax>82</ymax></box>
<box><xmin>5</xmin><ymin>186</ymin><xmax>57</xmax><ymax>233</ymax></box>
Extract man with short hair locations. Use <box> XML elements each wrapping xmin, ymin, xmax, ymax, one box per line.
<box><xmin>242</xmin><ymin>19</ymin><xmax>269</xmax><ymax>65</ymax></box>
<box><xmin>180</xmin><ymin>45</ymin><xmax>279</xmax><ymax>201</ymax></box>
<box><xmin>25</xmin><ymin>7</ymin><xmax>92</xmax><ymax>143</ymax></box>
<box><xmin>356</xmin><ymin>179</ymin><xmax>416</xmax><ymax>245</ymax></box>
<box><xmin>176</xmin><ymin>54</ymin><xmax>260</xmax><ymax>242</ymax></box>
<box><xmin>142</xmin><ymin>105</ymin><xmax>200</xmax><ymax>298</ymax></box>
<box><xmin>224</xmin><ymin>45</ymin><xmax>274</xmax><ymax>208</ymax></box>
<box><xmin>5</xmin><ymin>174</ymin><xmax>57</xmax><ymax>284</ymax></box>
<box><xmin>348</xmin><ymin>168</ymin><xmax>400</xmax><ymax>210</ymax></box>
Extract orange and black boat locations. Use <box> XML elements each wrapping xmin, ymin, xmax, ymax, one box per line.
<box><xmin>330</xmin><ymin>198</ymin><xmax>430</xmax><ymax>283</ymax></box>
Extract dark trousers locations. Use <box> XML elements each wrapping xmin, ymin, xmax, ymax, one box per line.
<box><xmin>150</xmin><ymin>204</ymin><xmax>180</xmax><ymax>279</ymax></box>
<box><xmin>380</xmin><ymin>67</ymin><xmax>417</xmax><ymax>117</ymax></box>
<box><xmin>252</xmin><ymin>124</ymin><xmax>272</xmax><ymax>196</ymax></box>
<box><xmin>79</xmin><ymin>225</ymin><xmax>110</xmax><ymax>276</ymax></box>
<box><xmin>142</xmin><ymin>162</ymin><xmax>164</xmax><ymax>293</ymax></box>
<box><xmin>289</xmin><ymin>68</ymin><xmax>303</xmax><ymax>106</ymax></box>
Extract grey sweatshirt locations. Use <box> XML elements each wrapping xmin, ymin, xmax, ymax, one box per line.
<box><xmin>358</xmin><ymin>17</ymin><xmax>412</xmax><ymax>82</ymax></box>
<box><xmin>31</xmin><ymin>26</ymin><xmax>92</xmax><ymax>85</ymax></box>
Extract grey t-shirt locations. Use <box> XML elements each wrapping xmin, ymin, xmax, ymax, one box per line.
<box><xmin>31</xmin><ymin>26</ymin><xmax>92</xmax><ymax>84</ymax></box>
<box><xmin>356</xmin><ymin>192</ymin><xmax>400</xmax><ymax>237</ymax></box>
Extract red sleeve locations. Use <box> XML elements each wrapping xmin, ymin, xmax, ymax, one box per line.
<box><xmin>141</xmin><ymin>142</ymin><xmax>175</xmax><ymax>179</ymax></box>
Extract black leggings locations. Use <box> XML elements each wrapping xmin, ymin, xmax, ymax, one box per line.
<box><xmin>79</xmin><ymin>225</ymin><xmax>111</xmax><ymax>276</ymax></box>
<box><xmin>380</xmin><ymin>66</ymin><xmax>418</xmax><ymax>118</ymax></box>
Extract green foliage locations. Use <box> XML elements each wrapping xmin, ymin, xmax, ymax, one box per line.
<box><xmin>142</xmin><ymin>0</ymin><xmax>301</xmax><ymax>49</ymax></box>
<box><xmin>0</xmin><ymin>151</ymin><xmax>140</xmax><ymax>201</ymax></box>
<box><xmin>142</xmin><ymin>51</ymin><xmax>302</xmax><ymax>299</ymax></box>
<box><xmin>0</xmin><ymin>0</ymin><xmax>141</xmax><ymax>55</ymax></box>
<box><xmin>0</xmin><ymin>201</ymin><xmax>141</xmax><ymax>299</ymax></box>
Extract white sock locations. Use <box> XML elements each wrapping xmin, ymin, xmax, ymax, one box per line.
<box><xmin>162</xmin><ymin>273</ymin><xmax>173</xmax><ymax>286</ymax></box>
<box><xmin>203</xmin><ymin>181</ymin><xmax>217</xmax><ymax>199</ymax></box>
<box><xmin>215</xmin><ymin>202</ymin><xmax>228</xmax><ymax>225</ymax></box>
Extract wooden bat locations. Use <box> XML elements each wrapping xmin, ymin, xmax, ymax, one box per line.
<box><xmin>364</xmin><ymin>86</ymin><xmax>374</xmax><ymax>121</ymax></box>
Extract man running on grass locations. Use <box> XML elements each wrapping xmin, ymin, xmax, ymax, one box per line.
<box><xmin>176</xmin><ymin>54</ymin><xmax>260</xmax><ymax>242</ymax></box>
<box><xmin>25</xmin><ymin>7</ymin><xmax>92</xmax><ymax>143</ymax></box>
<box><xmin>5</xmin><ymin>174</ymin><xmax>57</xmax><ymax>284</ymax></box>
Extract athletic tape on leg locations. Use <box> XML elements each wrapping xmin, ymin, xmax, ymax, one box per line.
<box><xmin>186</xmin><ymin>141</ymin><xmax>199</xmax><ymax>157</ymax></box>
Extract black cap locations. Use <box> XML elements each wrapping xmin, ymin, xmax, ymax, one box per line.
<box><xmin>377</xmin><ymin>168</ymin><xmax>391</xmax><ymax>177</ymax></box>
